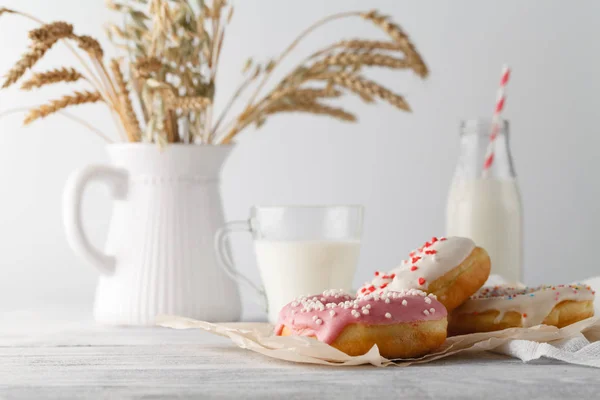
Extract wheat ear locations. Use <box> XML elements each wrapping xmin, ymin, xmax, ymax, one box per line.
<box><xmin>169</xmin><ymin>96</ymin><xmax>212</xmax><ymax>111</ymax></box>
<box><xmin>20</xmin><ymin>67</ymin><xmax>83</xmax><ymax>90</ymax></box>
<box><xmin>268</xmin><ymin>86</ymin><xmax>342</xmax><ymax>104</ymax></box>
<box><xmin>360</xmin><ymin>10</ymin><xmax>428</xmax><ymax>78</ymax></box>
<box><xmin>24</xmin><ymin>90</ymin><xmax>103</xmax><ymax>125</ymax></box>
<box><xmin>2</xmin><ymin>41</ymin><xmax>57</xmax><ymax>88</ymax></box>
<box><xmin>110</xmin><ymin>59</ymin><xmax>140</xmax><ymax>142</ymax></box>
<box><xmin>29</xmin><ymin>21</ymin><xmax>73</xmax><ymax>42</ymax></box>
<box><xmin>315</xmin><ymin>53</ymin><xmax>413</xmax><ymax>70</ymax></box>
<box><xmin>3</xmin><ymin>20</ymin><xmax>78</xmax><ymax>89</ymax></box>
<box><xmin>157</xmin><ymin>88</ymin><xmax>212</xmax><ymax>112</ymax></box>
<box><xmin>287</xmin><ymin>88</ymin><xmax>342</xmax><ymax>102</ymax></box>
<box><xmin>339</xmin><ymin>39</ymin><xmax>401</xmax><ymax>51</ymax></box>
<box><xmin>265</xmin><ymin>101</ymin><xmax>356</xmax><ymax>122</ymax></box>
<box><xmin>75</xmin><ymin>35</ymin><xmax>104</xmax><ymax>59</ymax></box>
<box><xmin>329</xmin><ymin>73</ymin><xmax>411</xmax><ymax>111</ymax></box>
<box><xmin>133</xmin><ymin>57</ymin><xmax>163</xmax><ymax>78</ymax></box>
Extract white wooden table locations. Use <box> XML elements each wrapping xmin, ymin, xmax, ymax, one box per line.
<box><xmin>1</xmin><ymin>307</ymin><xmax>599</xmax><ymax>399</ymax></box>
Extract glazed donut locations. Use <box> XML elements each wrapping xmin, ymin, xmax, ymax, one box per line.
<box><xmin>275</xmin><ymin>289</ymin><xmax>447</xmax><ymax>359</ymax></box>
<box><xmin>448</xmin><ymin>284</ymin><xmax>595</xmax><ymax>336</ymax></box>
<box><xmin>358</xmin><ymin>236</ymin><xmax>491</xmax><ymax>312</ymax></box>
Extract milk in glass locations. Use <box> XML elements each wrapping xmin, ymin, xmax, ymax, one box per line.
<box><xmin>215</xmin><ymin>206</ymin><xmax>363</xmax><ymax>324</ymax></box>
<box><xmin>255</xmin><ymin>239</ymin><xmax>361</xmax><ymax>323</ymax></box>
<box><xmin>446</xmin><ymin>119</ymin><xmax>523</xmax><ymax>283</ymax></box>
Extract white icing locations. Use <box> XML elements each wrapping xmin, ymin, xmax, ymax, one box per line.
<box><xmin>358</xmin><ymin>236</ymin><xmax>475</xmax><ymax>295</ymax></box>
<box><xmin>453</xmin><ymin>284</ymin><xmax>595</xmax><ymax>327</ymax></box>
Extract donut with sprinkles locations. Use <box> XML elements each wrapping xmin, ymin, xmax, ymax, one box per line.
<box><xmin>358</xmin><ymin>236</ymin><xmax>491</xmax><ymax>312</ymax></box>
<box><xmin>275</xmin><ymin>289</ymin><xmax>447</xmax><ymax>359</ymax></box>
<box><xmin>448</xmin><ymin>284</ymin><xmax>595</xmax><ymax>335</ymax></box>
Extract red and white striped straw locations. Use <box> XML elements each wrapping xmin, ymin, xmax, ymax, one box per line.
<box><xmin>482</xmin><ymin>65</ymin><xmax>511</xmax><ymax>176</ymax></box>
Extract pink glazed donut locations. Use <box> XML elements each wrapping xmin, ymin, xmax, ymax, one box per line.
<box><xmin>275</xmin><ymin>289</ymin><xmax>447</xmax><ymax>358</ymax></box>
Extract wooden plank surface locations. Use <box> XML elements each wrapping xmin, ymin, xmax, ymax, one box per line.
<box><xmin>0</xmin><ymin>311</ymin><xmax>599</xmax><ymax>399</ymax></box>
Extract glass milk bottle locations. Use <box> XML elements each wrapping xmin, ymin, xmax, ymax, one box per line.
<box><xmin>446</xmin><ymin>118</ymin><xmax>523</xmax><ymax>283</ymax></box>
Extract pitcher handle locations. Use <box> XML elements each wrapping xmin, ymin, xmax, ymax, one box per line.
<box><xmin>63</xmin><ymin>165</ymin><xmax>128</xmax><ymax>276</ymax></box>
<box><xmin>215</xmin><ymin>220</ymin><xmax>268</xmax><ymax>312</ymax></box>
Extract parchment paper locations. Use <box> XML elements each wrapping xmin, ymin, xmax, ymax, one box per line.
<box><xmin>156</xmin><ymin>316</ymin><xmax>600</xmax><ymax>367</ymax></box>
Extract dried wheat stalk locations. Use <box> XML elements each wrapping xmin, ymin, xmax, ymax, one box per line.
<box><xmin>360</xmin><ymin>10</ymin><xmax>428</xmax><ymax>78</ymax></box>
<box><xmin>20</xmin><ymin>67</ymin><xmax>83</xmax><ymax>90</ymax></box>
<box><xmin>266</xmin><ymin>86</ymin><xmax>341</xmax><ymax>105</ymax></box>
<box><xmin>265</xmin><ymin>102</ymin><xmax>356</xmax><ymax>122</ymax></box>
<box><xmin>103</xmin><ymin>3</ymin><xmax>427</xmax><ymax>145</ymax></box>
<box><xmin>328</xmin><ymin>73</ymin><xmax>411</xmax><ymax>111</ymax></box>
<box><xmin>0</xmin><ymin>8</ymin><xmax>135</xmax><ymax>142</ymax></box>
<box><xmin>338</xmin><ymin>39</ymin><xmax>401</xmax><ymax>51</ymax></box>
<box><xmin>24</xmin><ymin>90</ymin><xmax>103</xmax><ymax>125</ymax></box>
<box><xmin>133</xmin><ymin>57</ymin><xmax>162</xmax><ymax>78</ymax></box>
<box><xmin>4</xmin><ymin>4</ymin><xmax>428</xmax><ymax>145</ymax></box>
<box><xmin>227</xmin><ymin>96</ymin><xmax>354</xmax><ymax>139</ymax></box>
<box><xmin>29</xmin><ymin>21</ymin><xmax>73</xmax><ymax>42</ymax></box>
<box><xmin>315</xmin><ymin>53</ymin><xmax>412</xmax><ymax>70</ymax></box>
<box><xmin>75</xmin><ymin>35</ymin><xmax>104</xmax><ymax>59</ymax></box>
<box><xmin>110</xmin><ymin>59</ymin><xmax>140</xmax><ymax>141</ymax></box>
<box><xmin>168</xmin><ymin>96</ymin><xmax>212</xmax><ymax>112</ymax></box>
<box><xmin>0</xmin><ymin>7</ymin><xmax>15</xmax><ymax>16</ymax></box>
<box><xmin>218</xmin><ymin>9</ymin><xmax>427</xmax><ymax>144</ymax></box>
<box><xmin>107</xmin><ymin>0</ymin><xmax>232</xmax><ymax>143</ymax></box>
<box><xmin>287</xmin><ymin>88</ymin><xmax>342</xmax><ymax>102</ymax></box>
<box><xmin>2</xmin><ymin>41</ymin><xmax>58</xmax><ymax>88</ymax></box>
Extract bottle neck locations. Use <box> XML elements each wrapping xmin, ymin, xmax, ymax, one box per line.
<box><xmin>454</xmin><ymin>119</ymin><xmax>516</xmax><ymax>180</ymax></box>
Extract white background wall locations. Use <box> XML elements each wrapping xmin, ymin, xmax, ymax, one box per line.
<box><xmin>0</xmin><ymin>0</ymin><xmax>598</xmax><ymax>319</ymax></box>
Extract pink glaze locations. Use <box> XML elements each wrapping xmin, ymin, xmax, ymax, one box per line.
<box><xmin>274</xmin><ymin>289</ymin><xmax>447</xmax><ymax>344</ymax></box>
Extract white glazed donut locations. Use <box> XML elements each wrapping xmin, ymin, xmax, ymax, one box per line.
<box><xmin>358</xmin><ymin>236</ymin><xmax>491</xmax><ymax>311</ymax></box>
<box><xmin>448</xmin><ymin>284</ymin><xmax>595</xmax><ymax>335</ymax></box>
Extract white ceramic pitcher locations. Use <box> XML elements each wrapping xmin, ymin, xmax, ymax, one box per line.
<box><xmin>63</xmin><ymin>144</ymin><xmax>242</xmax><ymax>325</ymax></box>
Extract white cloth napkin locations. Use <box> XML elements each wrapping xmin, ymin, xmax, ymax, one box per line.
<box><xmin>493</xmin><ymin>337</ymin><xmax>600</xmax><ymax>368</ymax></box>
<box><xmin>481</xmin><ymin>275</ymin><xmax>600</xmax><ymax>367</ymax></box>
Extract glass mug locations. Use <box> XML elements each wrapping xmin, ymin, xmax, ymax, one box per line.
<box><xmin>215</xmin><ymin>205</ymin><xmax>364</xmax><ymax>323</ymax></box>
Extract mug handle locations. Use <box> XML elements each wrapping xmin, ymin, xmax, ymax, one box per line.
<box><xmin>214</xmin><ymin>220</ymin><xmax>268</xmax><ymax>313</ymax></box>
<box><xmin>63</xmin><ymin>165</ymin><xmax>128</xmax><ymax>275</ymax></box>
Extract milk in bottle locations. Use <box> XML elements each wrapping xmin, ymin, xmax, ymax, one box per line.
<box><xmin>446</xmin><ymin>119</ymin><xmax>523</xmax><ymax>283</ymax></box>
